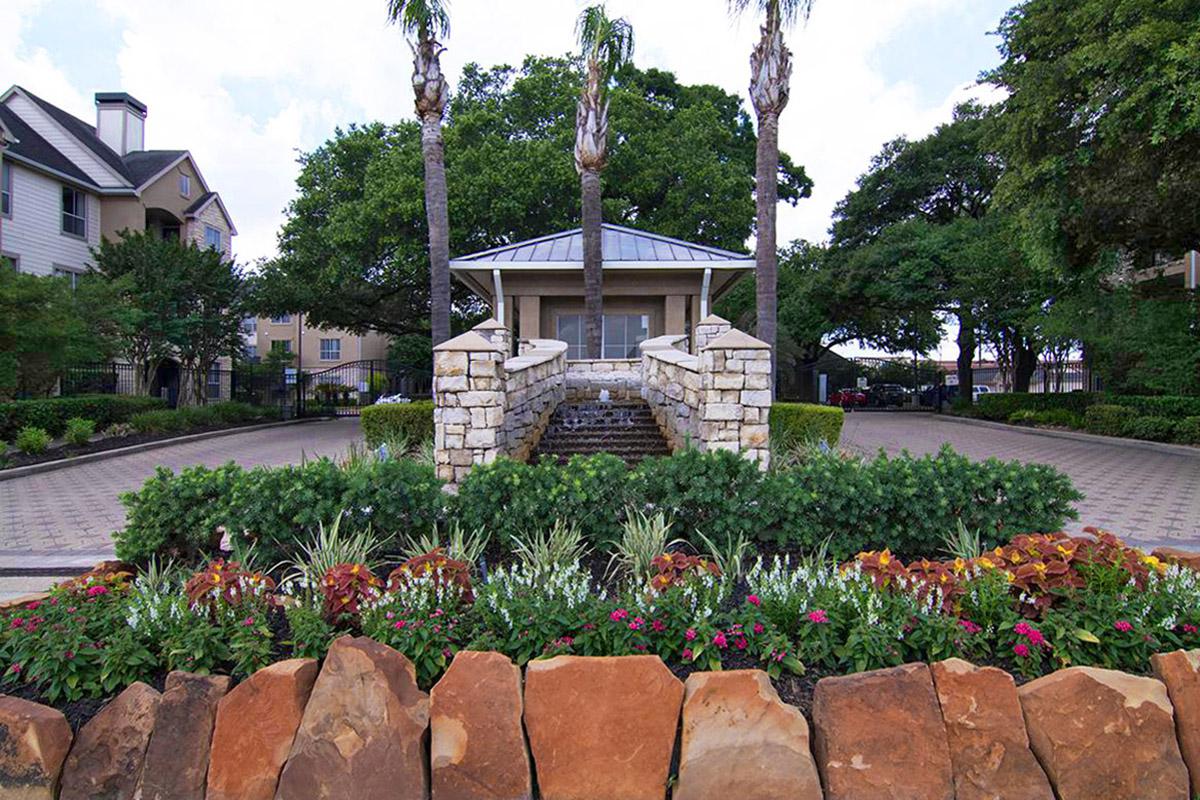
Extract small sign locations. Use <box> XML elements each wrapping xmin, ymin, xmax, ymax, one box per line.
<box><xmin>856</xmin><ymin>377</ymin><xmax>868</xmax><ymax>389</ymax></box>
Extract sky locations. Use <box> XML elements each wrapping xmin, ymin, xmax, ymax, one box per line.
<box><xmin>3</xmin><ymin>0</ymin><xmax>1013</xmax><ymax>358</ymax></box>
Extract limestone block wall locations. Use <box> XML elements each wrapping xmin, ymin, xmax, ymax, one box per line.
<box><xmin>641</xmin><ymin>327</ymin><xmax>772</xmax><ymax>469</ymax></box>
<box><xmin>565</xmin><ymin>359</ymin><xmax>642</xmax><ymax>401</ymax></box>
<box><xmin>434</xmin><ymin>321</ymin><xmax>567</xmax><ymax>485</ymax></box>
<box><xmin>693</xmin><ymin>314</ymin><xmax>733</xmax><ymax>352</ymax></box>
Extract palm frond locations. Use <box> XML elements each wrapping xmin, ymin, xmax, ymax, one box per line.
<box><xmin>727</xmin><ymin>0</ymin><xmax>815</xmax><ymax>27</ymax></box>
<box><xmin>576</xmin><ymin>4</ymin><xmax>636</xmax><ymax>82</ymax></box>
<box><xmin>386</xmin><ymin>0</ymin><xmax>451</xmax><ymax>39</ymax></box>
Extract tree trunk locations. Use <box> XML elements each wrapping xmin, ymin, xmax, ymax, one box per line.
<box><xmin>755</xmin><ymin>110</ymin><xmax>780</xmax><ymax>394</ymax></box>
<box><xmin>955</xmin><ymin>311</ymin><xmax>975</xmax><ymax>405</ymax></box>
<box><xmin>421</xmin><ymin>113</ymin><xmax>451</xmax><ymax>345</ymax></box>
<box><xmin>581</xmin><ymin>168</ymin><xmax>604</xmax><ymax>359</ymax></box>
<box><xmin>1014</xmin><ymin>334</ymin><xmax>1039</xmax><ymax>393</ymax></box>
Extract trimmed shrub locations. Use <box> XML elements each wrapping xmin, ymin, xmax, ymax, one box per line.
<box><xmin>974</xmin><ymin>392</ymin><xmax>1098</xmax><ymax>422</ymax></box>
<box><xmin>0</xmin><ymin>395</ymin><xmax>166</xmax><ymax>440</ymax></box>
<box><xmin>115</xmin><ymin>463</ymin><xmax>245</xmax><ymax>562</ymax></box>
<box><xmin>129</xmin><ymin>402</ymin><xmax>278</xmax><ymax>434</ymax></box>
<box><xmin>129</xmin><ymin>409</ymin><xmax>187</xmax><ymax>434</ymax></box>
<box><xmin>1030</xmin><ymin>409</ymin><xmax>1084</xmax><ymax>428</ymax></box>
<box><xmin>63</xmin><ymin>417</ymin><xmax>95</xmax><ymax>445</ymax></box>
<box><xmin>1109</xmin><ymin>395</ymin><xmax>1200</xmax><ymax>419</ymax></box>
<box><xmin>452</xmin><ymin>454</ymin><xmax>630</xmax><ymax>548</ymax></box>
<box><xmin>1084</xmin><ymin>404</ymin><xmax>1137</xmax><ymax>436</ymax></box>
<box><xmin>1007</xmin><ymin>409</ymin><xmax>1038</xmax><ymax>425</ymax></box>
<box><xmin>360</xmin><ymin>401</ymin><xmax>435</xmax><ymax>447</ymax></box>
<box><xmin>1121</xmin><ymin>415</ymin><xmax>1177</xmax><ymax>442</ymax></box>
<box><xmin>770</xmin><ymin>402</ymin><xmax>844</xmax><ymax>446</ymax></box>
<box><xmin>14</xmin><ymin>426</ymin><xmax>51</xmax><ymax>455</ymax></box>
<box><xmin>1176</xmin><ymin>416</ymin><xmax>1200</xmax><ymax>445</ymax></box>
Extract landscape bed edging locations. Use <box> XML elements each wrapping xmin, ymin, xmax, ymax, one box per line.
<box><xmin>3</xmin><ymin>642</ymin><xmax>1200</xmax><ymax>799</ymax></box>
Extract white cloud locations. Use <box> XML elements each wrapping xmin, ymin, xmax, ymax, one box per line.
<box><xmin>5</xmin><ymin>0</ymin><xmax>1001</xmax><ymax>269</ymax></box>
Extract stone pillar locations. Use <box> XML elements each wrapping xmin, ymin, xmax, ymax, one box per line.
<box><xmin>700</xmin><ymin>328</ymin><xmax>772</xmax><ymax>470</ymax></box>
<box><xmin>694</xmin><ymin>314</ymin><xmax>733</xmax><ymax>353</ymax></box>
<box><xmin>433</xmin><ymin>331</ymin><xmax>506</xmax><ymax>487</ymax></box>
<box><xmin>472</xmin><ymin>318</ymin><xmax>512</xmax><ymax>358</ymax></box>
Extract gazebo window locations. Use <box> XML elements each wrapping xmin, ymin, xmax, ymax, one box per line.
<box><xmin>603</xmin><ymin>314</ymin><xmax>649</xmax><ymax>359</ymax></box>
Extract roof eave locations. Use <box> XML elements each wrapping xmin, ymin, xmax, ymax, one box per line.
<box><xmin>450</xmin><ymin>260</ymin><xmax>755</xmax><ymax>271</ymax></box>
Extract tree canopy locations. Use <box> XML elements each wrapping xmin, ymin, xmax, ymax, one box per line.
<box><xmin>257</xmin><ymin>56</ymin><xmax>812</xmax><ymax>337</ymax></box>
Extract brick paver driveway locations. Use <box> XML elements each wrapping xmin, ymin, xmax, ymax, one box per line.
<box><xmin>840</xmin><ymin>412</ymin><xmax>1200</xmax><ymax>550</ymax></box>
<box><xmin>0</xmin><ymin>419</ymin><xmax>363</xmax><ymax>558</ymax></box>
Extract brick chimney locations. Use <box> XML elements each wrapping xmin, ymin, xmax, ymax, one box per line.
<box><xmin>95</xmin><ymin>92</ymin><xmax>147</xmax><ymax>155</ymax></box>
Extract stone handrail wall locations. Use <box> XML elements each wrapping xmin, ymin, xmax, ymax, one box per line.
<box><xmin>503</xmin><ymin>339</ymin><xmax>568</xmax><ymax>462</ymax></box>
<box><xmin>641</xmin><ymin>322</ymin><xmax>773</xmax><ymax>469</ymax></box>
<box><xmin>433</xmin><ymin>321</ymin><xmax>566</xmax><ymax>485</ymax></box>
<box><xmin>8</xmin><ymin>644</ymin><xmax>1200</xmax><ymax>800</ymax></box>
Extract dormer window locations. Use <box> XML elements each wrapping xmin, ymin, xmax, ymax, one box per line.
<box><xmin>180</xmin><ymin>174</ymin><xmax>191</xmax><ymax>197</ymax></box>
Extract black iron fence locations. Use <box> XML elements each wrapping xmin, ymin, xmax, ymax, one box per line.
<box><xmin>299</xmin><ymin>360</ymin><xmax>432</xmax><ymax>417</ymax></box>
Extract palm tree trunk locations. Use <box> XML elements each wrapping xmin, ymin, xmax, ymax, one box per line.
<box><xmin>755</xmin><ymin>110</ymin><xmax>780</xmax><ymax>392</ymax></box>
<box><xmin>421</xmin><ymin>113</ymin><xmax>451</xmax><ymax>345</ymax></box>
<box><xmin>581</xmin><ymin>168</ymin><xmax>603</xmax><ymax>359</ymax></box>
<box><xmin>955</xmin><ymin>309</ymin><xmax>975</xmax><ymax>405</ymax></box>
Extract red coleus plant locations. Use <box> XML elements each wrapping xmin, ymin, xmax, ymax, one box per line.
<box><xmin>184</xmin><ymin>559</ymin><xmax>276</xmax><ymax>613</ymax></box>
<box><xmin>322</xmin><ymin>562</ymin><xmax>383</xmax><ymax>622</ymax></box>
<box><xmin>648</xmin><ymin>552</ymin><xmax>720</xmax><ymax>593</ymax></box>
<box><xmin>388</xmin><ymin>549</ymin><xmax>474</xmax><ymax>604</ymax></box>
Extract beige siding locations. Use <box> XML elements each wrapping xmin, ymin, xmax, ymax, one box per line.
<box><xmin>256</xmin><ymin>317</ymin><xmax>390</xmax><ymax>371</ymax></box>
<box><xmin>3</xmin><ymin>93</ymin><xmax>129</xmax><ymax>189</ymax></box>
<box><xmin>1</xmin><ymin>161</ymin><xmax>99</xmax><ymax>276</ymax></box>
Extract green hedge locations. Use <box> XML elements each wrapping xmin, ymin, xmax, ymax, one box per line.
<box><xmin>974</xmin><ymin>392</ymin><xmax>1099</xmax><ymax>422</ymax></box>
<box><xmin>770</xmin><ymin>402</ymin><xmax>844</xmax><ymax>446</ymax></box>
<box><xmin>0</xmin><ymin>395</ymin><xmax>166</xmax><ymax>440</ymax></box>
<box><xmin>129</xmin><ymin>402</ymin><xmax>277</xmax><ymax>434</ymax></box>
<box><xmin>1084</xmin><ymin>405</ymin><xmax>1138</xmax><ymax>437</ymax></box>
<box><xmin>360</xmin><ymin>401</ymin><xmax>435</xmax><ymax>448</ymax></box>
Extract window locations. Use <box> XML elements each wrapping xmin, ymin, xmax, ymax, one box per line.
<box><xmin>53</xmin><ymin>266</ymin><xmax>83</xmax><ymax>290</ymax></box>
<box><xmin>270</xmin><ymin>314</ymin><xmax>291</xmax><ymax>324</ymax></box>
<box><xmin>179</xmin><ymin>174</ymin><xmax>191</xmax><ymax>197</ymax></box>
<box><xmin>206</xmin><ymin>367</ymin><xmax>222</xmax><ymax>400</ymax></box>
<box><xmin>319</xmin><ymin>338</ymin><xmax>341</xmax><ymax>361</ymax></box>
<box><xmin>271</xmin><ymin>339</ymin><xmax>292</xmax><ymax>353</ymax></box>
<box><xmin>239</xmin><ymin>317</ymin><xmax>257</xmax><ymax>335</ymax></box>
<box><xmin>556</xmin><ymin>314</ymin><xmax>586</xmax><ymax>360</ymax></box>
<box><xmin>204</xmin><ymin>225</ymin><xmax>222</xmax><ymax>251</ymax></box>
<box><xmin>245</xmin><ymin>344</ymin><xmax>258</xmax><ymax>361</ymax></box>
<box><xmin>602</xmin><ymin>314</ymin><xmax>649</xmax><ymax>359</ymax></box>
<box><xmin>61</xmin><ymin>187</ymin><xmax>86</xmax><ymax>237</ymax></box>
<box><xmin>1</xmin><ymin>161</ymin><xmax>11</xmax><ymax>217</ymax></box>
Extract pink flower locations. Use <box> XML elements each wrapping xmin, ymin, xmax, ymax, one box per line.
<box><xmin>713</xmin><ymin>632</ymin><xmax>728</xmax><ymax>649</ymax></box>
<box><xmin>1013</xmin><ymin>643</ymin><xmax>1030</xmax><ymax>658</ymax></box>
<box><xmin>394</xmin><ymin>620</ymin><xmax>407</xmax><ymax>630</ymax></box>
<box><xmin>807</xmin><ymin>609</ymin><xmax>829</xmax><ymax>624</ymax></box>
<box><xmin>7</xmin><ymin>663</ymin><xmax>20</xmax><ymax>674</ymax></box>
<box><xmin>682</xmin><ymin>648</ymin><xmax>694</xmax><ymax>660</ymax></box>
<box><xmin>628</xmin><ymin>621</ymin><xmax>640</xmax><ymax>631</ymax></box>
<box><xmin>651</xmin><ymin>619</ymin><xmax>666</xmax><ymax>633</ymax></box>
<box><xmin>432</xmin><ymin>624</ymin><xmax>442</xmax><ymax>633</ymax></box>
<box><xmin>64</xmin><ymin>650</ymin><xmax>75</xmax><ymax>660</ymax></box>
<box><xmin>735</xmin><ymin>637</ymin><xmax>748</xmax><ymax>650</ymax></box>
<box><xmin>1114</xmin><ymin>620</ymin><xmax>1133</xmax><ymax>633</ymax></box>
<box><xmin>610</xmin><ymin>609</ymin><xmax>628</xmax><ymax>622</ymax></box>
<box><xmin>958</xmin><ymin>619</ymin><xmax>982</xmax><ymax>635</ymax></box>
<box><xmin>685</xmin><ymin>628</ymin><xmax>697</xmax><ymax>642</ymax></box>
<box><xmin>1183</xmin><ymin>624</ymin><xmax>1198</xmax><ymax>635</ymax></box>
<box><xmin>25</xmin><ymin>602</ymin><xmax>40</xmax><ymax>611</ymax></box>
<box><xmin>746</xmin><ymin>594</ymin><xmax>761</xmax><ymax>607</ymax></box>
<box><xmin>753</xmin><ymin>622</ymin><xmax>765</xmax><ymax>634</ymax></box>
<box><xmin>582</xmin><ymin>623</ymin><xmax>595</xmax><ymax>631</ymax></box>
<box><xmin>242</xmin><ymin>617</ymin><xmax>255</xmax><ymax>627</ymax></box>
<box><xmin>1014</xmin><ymin>622</ymin><xmax>1031</xmax><ymax>636</ymax></box>
<box><xmin>86</xmin><ymin>585</ymin><xmax>108</xmax><ymax>597</ymax></box>
<box><xmin>632</xmin><ymin>644</ymin><xmax>647</xmax><ymax>651</ymax></box>
<box><xmin>386</xmin><ymin>611</ymin><xmax>395</xmax><ymax>620</ymax></box>
<box><xmin>1025</xmin><ymin>628</ymin><xmax>1046</xmax><ymax>647</ymax></box>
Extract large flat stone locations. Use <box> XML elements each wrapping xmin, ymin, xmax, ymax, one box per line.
<box><xmin>674</xmin><ymin>670</ymin><xmax>821</xmax><ymax>800</ymax></box>
<box><xmin>1018</xmin><ymin>666</ymin><xmax>1189</xmax><ymax>800</ymax></box>
<box><xmin>275</xmin><ymin>636</ymin><xmax>429</xmax><ymax>800</ymax></box>
<box><xmin>137</xmin><ymin>671</ymin><xmax>231</xmax><ymax>800</ymax></box>
<box><xmin>1151</xmin><ymin>650</ymin><xmax>1200</xmax><ymax>797</ymax></box>
<box><xmin>930</xmin><ymin>658</ymin><xmax>1053</xmax><ymax>800</ymax></box>
<box><xmin>812</xmin><ymin>662</ymin><xmax>954</xmax><ymax>800</ymax></box>
<box><xmin>61</xmin><ymin>681</ymin><xmax>160</xmax><ymax>800</ymax></box>
<box><xmin>430</xmin><ymin>651</ymin><xmax>531</xmax><ymax>800</ymax></box>
<box><xmin>0</xmin><ymin>696</ymin><xmax>72</xmax><ymax>800</ymax></box>
<box><xmin>206</xmin><ymin>659</ymin><xmax>319</xmax><ymax>800</ymax></box>
<box><xmin>523</xmin><ymin>655</ymin><xmax>683</xmax><ymax>800</ymax></box>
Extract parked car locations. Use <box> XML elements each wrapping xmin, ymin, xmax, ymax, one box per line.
<box><xmin>867</xmin><ymin>384</ymin><xmax>911</xmax><ymax>407</ymax></box>
<box><xmin>972</xmin><ymin>385</ymin><xmax>992</xmax><ymax>402</ymax></box>
<box><xmin>828</xmin><ymin>387</ymin><xmax>867</xmax><ymax>408</ymax></box>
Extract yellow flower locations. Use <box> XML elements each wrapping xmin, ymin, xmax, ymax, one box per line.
<box><xmin>953</xmin><ymin>558</ymin><xmax>966</xmax><ymax>574</ymax></box>
<box><xmin>351</xmin><ymin>564</ymin><xmax>360</xmax><ymax>575</ymax></box>
<box><xmin>994</xmin><ymin>546</ymin><xmax>1004</xmax><ymax>557</ymax></box>
<box><xmin>662</xmin><ymin>553</ymin><xmax>673</xmax><ymax>563</ymax></box>
<box><xmin>976</xmin><ymin>557</ymin><xmax>995</xmax><ymax>570</ymax></box>
<box><xmin>879</xmin><ymin>551</ymin><xmax>891</xmax><ymax>567</ymax></box>
<box><xmin>1006</xmin><ymin>572</ymin><xmax>1016</xmax><ymax>583</ymax></box>
<box><xmin>211</xmin><ymin>574</ymin><xmax>221</xmax><ymax>584</ymax></box>
<box><xmin>1010</xmin><ymin>551</ymin><xmax>1022</xmax><ymax>563</ymax></box>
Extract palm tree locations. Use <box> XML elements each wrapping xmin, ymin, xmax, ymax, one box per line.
<box><xmin>730</xmin><ymin>0</ymin><xmax>813</xmax><ymax>390</ymax></box>
<box><xmin>387</xmin><ymin>0</ymin><xmax>452</xmax><ymax>345</ymax></box>
<box><xmin>575</xmin><ymin>5</ymin><xmax>635</xmax><ymax>359</ymax></box>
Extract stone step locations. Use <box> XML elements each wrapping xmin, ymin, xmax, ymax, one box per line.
<box><xmin>532</xmin><ymin>400</ymin><xmax>671</xmax><ymax>465</ymax></box>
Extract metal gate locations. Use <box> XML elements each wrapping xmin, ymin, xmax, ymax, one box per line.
<box><xmin>298</xmin><ymin>360</ymin><xmax>431</xmax><ymax>417</ymax></box>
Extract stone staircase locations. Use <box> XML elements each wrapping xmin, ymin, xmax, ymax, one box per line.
<box><xmin>531</xmin><ymin>400</ymin><xmax>671</xmax><ymax>465</ymax></box>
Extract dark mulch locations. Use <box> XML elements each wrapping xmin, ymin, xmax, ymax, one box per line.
<box><xmin>5</xmin><ymin>671</ymin><xmax>169</xmax><ymax>733</ymax></box>
<box><xmin>0</xmin><ymin>421</ymin><xmax>275</xmax><ymax>471</ymax></box>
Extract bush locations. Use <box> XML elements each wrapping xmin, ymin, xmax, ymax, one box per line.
<box><xmin>1121</xmin><ymin>415</ymin><xmax>1177</xmax><ymax>442</ymax></box>
<box><xmin>633</xmin><ymin>448</ymin><xmax>774</xmax><ymax>542</ymax></box>
<box><xmin>14</xmin><ymin>426</ymin><xmax>52</xmax><ymax>455</ymax></box>
<box><xmin>115</xmin><ymin>463</ymin><xmax>245</xmax><ymax>562</ymax></box>
<box><xmin>0</xmin><ymin>395</ymin><xmax>166</xmax><ymax>440</ymax></box>
<box><xmin>974</xmin><ymin>392</ymin><xmax>1098</xmax><ymax>422</ymax></box>
<box><xmin>129</xmin><ymin>409</ymin><xmax>188</xmax><ymax>434</ymax></box>
<box><xmin>1176</xmin><ymin>417</ymin><xmax>1200</xmax><ymax>445</ymax></box>
<box><xmin>63</xmin><ymin>417</ymin><xmax>96</xmax><ymax>445</ymax></box>
<box><xmin>1109</xmin><ymin>396</ymin><xmax>1200</xmax><ymax>419</ymax></box>
<box><xmin>1030</xmin><ymin>409</ymin><xmax>1084</xmax><ymax>428</ymax></box>
<box><xmin>129</xmin><ymin>402</ymin><xmax>277</xmax><ymax>435</ymax></box>
<box><xmin>360</xmin><ymin>401</ymin><xmax>435</xmax><ymax>447</ymax></box>
<box><xmin>770</xmin><ymin>403</ymin><xmax>844</xmax><ymax>446</ymax></box>
<box><xmin>1084</xmin><ymin>404</ymin><xmax>1137</xmax><ymax>436</ymax></box>
<box><xmin>1007</xmin><ymin>409</ymin><xmax>1038</xmax><ymax>425</ymax></box>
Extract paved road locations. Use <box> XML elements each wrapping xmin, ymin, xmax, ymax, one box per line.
<box><xmin>0</xmin><ymin>419</ymin><xmax>363</xmax><ymax>558</ymax></box>
<box><xmin>840</xmin><ymin>412</ymin><xmax>1200</xmax><ymax>550</ymax></box>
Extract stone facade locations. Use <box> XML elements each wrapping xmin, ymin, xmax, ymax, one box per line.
<box><xmin>433</xmin><ymin>321</ymin><xmax>566</xmax><ymax>486</ymax></box>
<box><xmin>565</xmin><ymin>359</ymin><xmax>642</xmax><ymax>401</ymax></box>
<box><xmin>641</xmin><ymin>327</ymin><xmax>773</xmax><ymax>469</ymax></box>
<box><xmin>693</xmin><ymin>314</ymin><xmax>732</xmax><ymax>352</ymax></box>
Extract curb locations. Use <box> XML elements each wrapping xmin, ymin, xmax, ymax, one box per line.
<box><xmin>934</xmin><ymin>414</ymin><xmax>1200</xmax><ymax>459</ymax></box>
<box><xmin>0</xmin><ymin>417</ymin><xmax>339</xmax><ymax>482</ymax></box>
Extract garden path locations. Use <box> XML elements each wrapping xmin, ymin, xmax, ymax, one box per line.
<box><xmin>840</xmin><ymin>412</ymin><xmax>1200</xmax><ymax>550</ymax></box>
<box><xmin>0</xmin><ymin>418</ymin><xmax>363</xmax><ymax>563</ymax></box>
